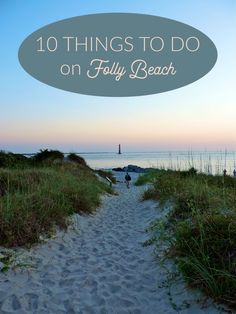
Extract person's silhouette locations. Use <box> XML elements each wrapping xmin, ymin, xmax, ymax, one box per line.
<box><xmin>125</xmin><ymin>172</ymin><xmax>131</xmax><ymax>188</ymax></box>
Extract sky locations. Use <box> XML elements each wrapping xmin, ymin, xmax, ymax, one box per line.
<box><xmin>0</xmin><ymin>0</ymin><xmax>235</xmax><ymax>153</ymax></box>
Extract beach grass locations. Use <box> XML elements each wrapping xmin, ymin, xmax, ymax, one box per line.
<box><xmin>138</xmin><ymin>168</ymin><xmax>236</xmax><ymax>308</ymax></box>
<box><xmin>95</xmin><ymin>169</ymin><xmax>117</xmax><ymax>184</ymax></box>
<box><xmin>0</xmin><ymin>151</ymin><xmax>113</xmax><ymax>247</ymax></box>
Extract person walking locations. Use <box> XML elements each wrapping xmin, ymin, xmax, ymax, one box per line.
<box><xmin>125</xmin><ymin>172</ymin><xmax>131</xmax><ymax>188</ymax></box>
<box><xmin>223</xmin><ymin>169</ymin><xmax>227</xmax><ymax>176</ymax></box>
<box><xmin>233</xmin><ymin>169</ymin><xmax>236</xmax><ymax>178</ymax></box>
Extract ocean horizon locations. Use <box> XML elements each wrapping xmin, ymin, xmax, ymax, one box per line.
<box><xmin>22</xmin><ymin>150</ymin><xmax>236</xmax><ymax>174</ymax></box>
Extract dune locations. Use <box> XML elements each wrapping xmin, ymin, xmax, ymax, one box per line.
<box><xmin>0</xmin><ymin>172</ymin><xmax>222</xmax><ymax>313</ymax></box>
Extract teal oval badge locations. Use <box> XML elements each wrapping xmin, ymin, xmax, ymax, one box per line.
<box><xmin>18</xmin><ymin>13</ymin><xmax>217</xmax><ymax>97</ymax></box>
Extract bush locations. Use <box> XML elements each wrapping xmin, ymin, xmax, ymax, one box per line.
<box><xmin>178</xmin><ymin>167</ymin><xmax>198</xmax><ymax>178</ymax></box>
<box><xmin>140</xmin><ymin>168</ymin><xmax>236</xmax><ymax>308</ymax></box>
<box><xmin>0</xmin><ymin>164</ymin><xmax>112</xmax><ymax>247</ymax></box>
<box><xmin>33</xmin><ymin>149</ymin><xmax>64</xmax><ymax>163</ymax></box>
<box><xmin>96</xmin><ymin>169</ymin><xmax>116</xmax><ymax>184</ymax></box>
<box><xmin>0</xmin><ymin>151</ymin><xmax>30</xmax><ymax>168</ymax></box>
<box><xmin>67</xmin><ymin>153</ymin><xmax>88</xmax><ymax>167</ymax></box>
<box><xmin>175</xmin><ymin>214</ymin><xmax>236</xmax><ymax>306</ymax></box>
<box><xmin>135</xmin><ymin>170</ymin><xmax>157</xmax><ymax>186</ymax></box>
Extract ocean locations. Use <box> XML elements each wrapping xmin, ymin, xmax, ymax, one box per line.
<box><xmin>77</xmin><ymin>151</ymin><xmax>236</xmax><ymax>175</ymax></box>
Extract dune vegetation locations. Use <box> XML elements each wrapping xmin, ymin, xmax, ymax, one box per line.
<box><xmin>136</xmin><ymin>168</ymin><xmax>236</xmax><ymax>309</ymax></box>
<box><xmin>0</xmin><ymin>150</ymin><xmax>113</xmax><ymax>247</ymax></box>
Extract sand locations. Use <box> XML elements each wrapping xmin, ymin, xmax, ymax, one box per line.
<box><xmin>0</xmin><ymin>172</ymin><xmax>225</xmax><ymax>313</ymax></box>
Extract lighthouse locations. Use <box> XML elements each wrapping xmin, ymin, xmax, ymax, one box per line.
<box><xmin>118</xmin><ymin>144</ymin><xmax>122</xmax><ymax>154</ymax></box>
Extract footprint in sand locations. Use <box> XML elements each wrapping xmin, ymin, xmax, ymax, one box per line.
<box><xmin>0</xmin><ymin>172</ymin><xmax>222</xmax><ymax>314</ymax></box>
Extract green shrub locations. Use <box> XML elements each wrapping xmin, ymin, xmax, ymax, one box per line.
<box><xmin>175</xmin><ymin>214</ymin><xmax>236</xmax><ymax>306</ymax></box>
<box><xmin>0</xmin><ymin>151</ymin><xmax>30</xmax><ymax>168</ymax></box>
<box><xmin>33</xmin><ymin>149</ymin><xmax>64</xmax><ymax>163</ymax></box>
<box><xmin>141</xmin><ymin>168</ymin><xmax>236</xmax><ymax>308</ymax></box>
<box><xmin>135</xmin><ymin>170</ymin><xmax>157</xmax><ymax>186</ymax></box>
<box><xmin>96</xmin><ymin>169</ymin><xmax>116</xmax><ymax>184</ymax></box>
<box><xmin>67</xmin><ymin>153</ymin><xmax>88</xmax><ymax>167</ymax></box>
<box><xmin>0</xmin><ymin>164</ymin><xmax>112</xmax><ymax>247</ymax></box>
<box><xmin>178</xmin><ymin>167</ymin><xmax>198</xmax><ymax>178</ymax></box>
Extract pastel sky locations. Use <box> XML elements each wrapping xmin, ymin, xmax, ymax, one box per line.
<box><xmin>0</xmin><ymin>0</ymin><xmax>235</xmax><ymax>153</ymax></box>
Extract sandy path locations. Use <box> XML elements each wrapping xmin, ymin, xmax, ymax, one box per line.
<box><xmin>0</xmin><ymin>172</ymin><xmax>222</xmax><ymax>314</ymax></box>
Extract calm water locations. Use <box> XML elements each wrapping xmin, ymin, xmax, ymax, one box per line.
<box><xmin>78</xmin><ymin>151</ymin><xmax>236</xmax><ymax>175</ymax></box>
